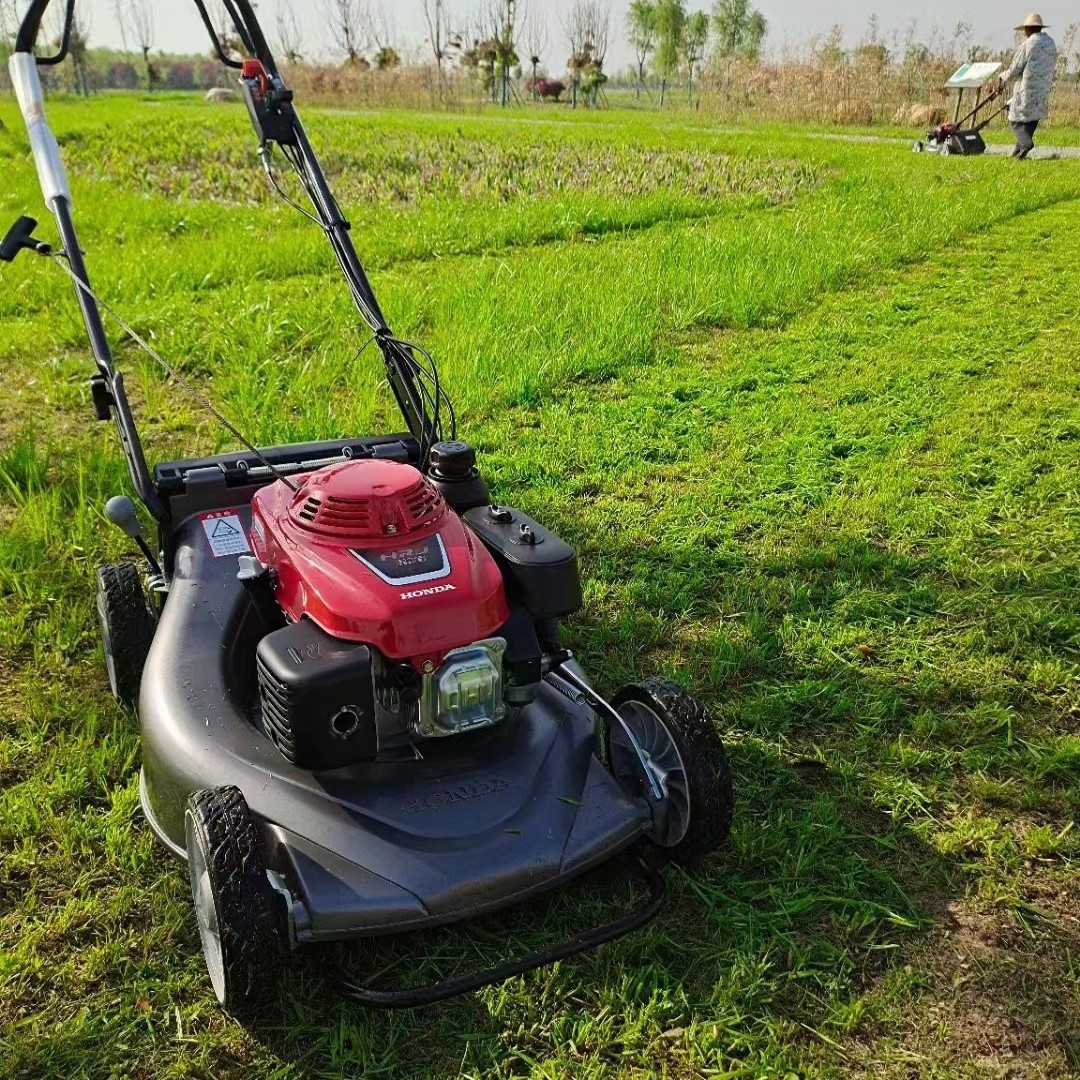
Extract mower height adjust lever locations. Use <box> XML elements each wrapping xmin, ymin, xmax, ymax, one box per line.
<box><xmin>105</xmin><ymin>495</ymin><xmax>163</xmax><ymax>578</ymax></box>
<box><xmin>546</xmin><ymin>656</ymin><xmax>665</xmax><ymax>802</ymax></box>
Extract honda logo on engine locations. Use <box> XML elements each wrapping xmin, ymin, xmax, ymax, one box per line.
<box><xmin>400</xmin><ymin>584</ymin><xmax>457</xmax><ymax>601</ymax></box>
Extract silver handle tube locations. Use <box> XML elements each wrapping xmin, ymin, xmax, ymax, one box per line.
<box><xmin>9</xmin><ymin>53</ymin><xmax>73</xmax><ymax>209</ymax></box>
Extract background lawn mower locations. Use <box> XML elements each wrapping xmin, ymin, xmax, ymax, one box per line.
<box><xmin>913</xmin><ymin>62</ymin><xmax>1006</xmax><ymax>157</ymax></box>
<box><xmin>4</xmin><ymin>0</ymin><xmax>734</xmax><ymax>1009</ymax></box>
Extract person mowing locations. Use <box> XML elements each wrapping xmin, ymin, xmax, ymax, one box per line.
<box><xmin>997</xmin><ymin>13</ymin><xmax>1058</xmax><ymax>159</ymax></box>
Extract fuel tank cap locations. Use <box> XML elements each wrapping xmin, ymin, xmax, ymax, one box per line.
<box><xmin>429</xmin><ymin>440</ymin><xmax>477</xmax><ymax>478</ymax></box>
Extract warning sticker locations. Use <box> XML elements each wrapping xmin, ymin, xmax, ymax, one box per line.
<box><xmin>200</xmin><ymin>511</ymin><xmax>252</xmax><ymax>558</ymax></box>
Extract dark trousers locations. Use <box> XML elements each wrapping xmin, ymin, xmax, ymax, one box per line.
<box><xmin>1011</xmin><ymin>120</ymin><xmax>1040</xmax><ymax>159</ymax></box>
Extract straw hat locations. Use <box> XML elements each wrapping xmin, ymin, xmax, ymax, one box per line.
<box><xmin>1015</xmin><ymin>12</ymin><xmax>1049</xmax><ymax>30</ymax></box>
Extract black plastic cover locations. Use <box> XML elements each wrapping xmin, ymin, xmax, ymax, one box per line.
<box><xmin>138</xmin><ymin>506</ymin><xmax>650</xmax><ymax>930</ymax></box>
<box><xmin>257</xmin><ymin>618</ymin><xmax>378</xmax><ymax>769</ymax></box>
<box><xmin>428</xmin><ymin>472</ymin><xmax>491</xmax><ymax>513</ymax></box>
<box><xmin>464</xmin><ymin>506</ymin><xmax>582</xmax><ymax>619</ymax></box>
<box><xmin>240</xmin><ymin>77</ymin><xmax>298</xmax><ymax>145</ymax></box>
<box><xmin>499</xmin><ymin>607</ymin><xmax>543</xmax><ymax>697</ymax></box>
<box><xmin>945</xmin><ymin>129</ymin><xmax>987</xmax><ymax>155</ymax></box>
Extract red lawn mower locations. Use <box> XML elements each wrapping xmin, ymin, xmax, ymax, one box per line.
<box><xmin>4</xmin><ymin>0</ymin><xmax>734</xmax><ymax>1009</ymax></box>
<box><xmin>913</xmin><ymin>62</ymin><xmax>1007</xmax><ymax>156</ymax></box>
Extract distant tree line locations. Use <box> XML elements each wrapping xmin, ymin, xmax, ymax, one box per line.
<box><xmin>4</xmin><ymin>0</ymin><xmax>1076</xmax><ymax>119</ymax></box>
<box><xmin>0</xmin><ymin>0</ymin><xmax>770</xmax><ymax>106</ymax></box>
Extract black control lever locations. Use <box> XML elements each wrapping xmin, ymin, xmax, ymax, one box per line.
<box><xmin>0</xmin><ymin>216</ymin><xmax>52</xmax><ymax>262</ymax></box>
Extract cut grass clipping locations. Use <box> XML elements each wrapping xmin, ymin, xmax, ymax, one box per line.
<box><xmin>1</xmin><ymin>97</ymin><xmax>1079</xmax><ymax>1079</ymax></box>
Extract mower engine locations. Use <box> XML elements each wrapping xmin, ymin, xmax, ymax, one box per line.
<box><xmin>248</xmin><ymin>458</ymin><xmax>578</xmax><ymax>769</ymax></box>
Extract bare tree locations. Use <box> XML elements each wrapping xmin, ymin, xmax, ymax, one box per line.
<box><xmin>521</xmin><ymin>2</ymin><xmax>547</xmax><ymax>96</ymax></box>
<box><xmin>208</xmin><ymin>1</ymin><xmax>245</xmax><ymax>63</ymax></box>
<box><xmin>561</xmin><ymin>2</ymin><xmax>586</xmax><ymax>105</ymax></box>
<box><xmin>563</xmin><ymin>3</ymin><xmax>611</xmax><ymax>64</ymax></box>
<box><xmin>477</xmin><ymin>0</ymin><xmax>497</xmax><ymax>37</ymax></box>
<box><xmin>421</xmin><ymin>0</ymin><xmax>452</xmax><ymax>86</ymax></box>
<box><xmin>122</xmin><ymin>0</ymin><xmax>157</xmax><ymax>91</ymax></box>
<box><xmin>472</xmin><ymin>0</ymin><xmax>523</xmax><ymax>105</ymax></box>
<box><xmin>1</xmin><ymin>0</ymin><xmax>22</xmax><ymax>66</ymax></box>
<box><xmin>1060</xmin><ymin>22</ymin><xmax>1078</xmax><ymax>78</ymax></box>
<box><xmin>112</xmin><ymin>0</ymin><xmax>130</xmax><ymax>55</ymax></box>
<box><xmin>461</xmin><ymin>3</ymin><xmax>498</xmax><ymax>100</ymax></box>
<box><xmin>588</xmin><ymin>1</ymin><xmax>611</xmax><ymax>66</ymax></box>
<box><xmin>1</xmin><ymin>0</ymin><xmax>21</xmax><ymax>57</ymax></box>
<box><xmin>276</xmin><ymin>0</ymin><xmax>304</xmax><ymax>64</ymax></box>
<box><xmin>321</xmin><ymin>0</ymin><xmax>370</xmax><ymax>66</ymax></box>
<box><xmin>49</xmin><ymin>1</ymin><xmax>92</xmax><ymax>95</ymax></box>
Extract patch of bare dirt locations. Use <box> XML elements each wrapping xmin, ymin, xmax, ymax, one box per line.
<box><xmin>902</xmin><ymin>872</ymin><xmax>1080</xmax><ymax>1078</ymax></box>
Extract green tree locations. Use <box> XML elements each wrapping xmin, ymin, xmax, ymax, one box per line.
<box><xmin>563</xmin><ymin>0</ymin><xmax>610</xmax><ymax>108</ymax></box>
<box><xmin>711</xmin><ymin>0</ymin><xmax>767</xmax><ymax>61</ymax></box>
<box><xmin>653</xmin><ymin>0</ymin><xmax>686</xmax><ymax>105</ymax></box>
<box><xmin>626</xmin><ymin>0</ymin><xmax>657</xmax><ymax>99</ymax></box>
<box><xmin>684</xmin><ymin>10</ymin><xmax>709</xmax><ymax>98</ymax></box>
<box><xmin>374</xmin><ymin>46</ymin><xmax>400</xmax><ymax>70</ymax></box>
<box><xmin>462</xmin><ymin>37</ymin><xmax>498</xmax><ymax>99</ymax></box>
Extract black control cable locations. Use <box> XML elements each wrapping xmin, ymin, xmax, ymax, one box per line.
<box><xmin>39</xmin><ymin>246</ymin><xmax>300</xmax><ymax>492</ymax></box>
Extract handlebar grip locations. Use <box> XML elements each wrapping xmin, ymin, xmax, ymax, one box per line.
<box><xmin>8</xmin><ymin>53</ymin><xmax>73</xmax><ymax>209</ymax></box>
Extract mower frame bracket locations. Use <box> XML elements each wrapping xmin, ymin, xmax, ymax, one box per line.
<box><xmin>548</xmin><ymin>660</ymin><xmax>665</xmax><ymax>801</ymax></box>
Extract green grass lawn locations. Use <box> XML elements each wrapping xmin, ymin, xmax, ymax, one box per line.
<box><xmin>1</xmin><ymin>95</ymin><xmax>1079</xmax><ymax>1079</ymax></box>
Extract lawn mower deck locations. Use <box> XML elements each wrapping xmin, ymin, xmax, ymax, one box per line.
<box><xmin>140</xmin><ymin>440</ymin><xmax>651</xmax><ymax>942</ymax></box>
<box><xmin>6</xmin><ymin>0</ymin><xmax>733</xmax><ymax>1011</ymax></box>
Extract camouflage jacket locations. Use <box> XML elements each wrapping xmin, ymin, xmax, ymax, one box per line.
<box><xmin>1001</xmin><ymin>31</ymin><xmax>1058</xmax><ymax>123</ymax></box>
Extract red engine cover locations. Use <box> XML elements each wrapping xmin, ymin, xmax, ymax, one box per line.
<box><xmin>250</xmin><ymin>460</ymin><xmax>509</xmax><ymax>667</ymax></box>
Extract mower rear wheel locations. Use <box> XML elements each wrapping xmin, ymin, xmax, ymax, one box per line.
<box><xmin>606</xmin><ymin>680</ymin><xmax>733</xmax><ymax>866</ymax></box>
<box><xmin>184</xmin><ymin>786</ymin><xmax>277</xmax><ymax>1010</ymax></box>
<box><xmin>95</xmin><ymin>562</ymin><xmax>155</xmax><ymax>710</ymax></box>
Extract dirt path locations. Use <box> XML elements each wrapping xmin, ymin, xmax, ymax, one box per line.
<box><xmin>983</xmin><ymin>142</ymin><xmax>1080</xmax><ymax>159</ymax></box>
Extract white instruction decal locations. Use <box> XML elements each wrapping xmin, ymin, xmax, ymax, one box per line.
<box><xmin>200</xmin><ymin>511</ymin><xmax>252</xmax><ymax>558</ymax></box>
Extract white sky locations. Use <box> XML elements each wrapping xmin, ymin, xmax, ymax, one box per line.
<box><xmin>75</xmin><ymin>1</ymin><xmax>1045</xmax><ymax>71</ymax></box>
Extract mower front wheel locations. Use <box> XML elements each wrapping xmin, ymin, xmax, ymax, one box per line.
<box><xmin>606</xmin><ymin>680</ymin><xmax>733</xmax><ymax>867</ymax></box>
<box><xmin>95</xmin><ymin>562</ymin><xmax>155</xmax><ymax>710</ymax></box>
<box><xmin>184</xmin><ymin>787</ymin><xmax>278</xmax><ymax>1010</ymax></box>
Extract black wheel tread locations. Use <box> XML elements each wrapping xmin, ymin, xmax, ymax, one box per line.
<box><xmin>186</xmin><ymin>786</ymin><xmax>275</xmax><ymax>1008</ymax></box>
<box><xmin>96</xmin><ymin>562</ymin><xmax>154</xmax><ymax>709</ymax></box>
<box><xmin>610</xmin><ymin>679</ymin><xmax>734</xmax><ymax>867</ymax></box>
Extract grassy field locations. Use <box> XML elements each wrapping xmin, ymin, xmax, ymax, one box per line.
<box><xmin>1</xmin><ymin>95</ymin><xmax>1080</xmax><ymax>1079</ymax></box>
